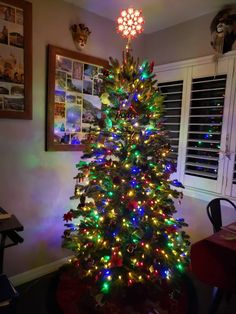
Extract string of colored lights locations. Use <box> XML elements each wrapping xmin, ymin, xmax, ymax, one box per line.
<box><xmin>62</xmin><ymin>52</ymin><xmax>190</xmax><ymax>297</ymax></box>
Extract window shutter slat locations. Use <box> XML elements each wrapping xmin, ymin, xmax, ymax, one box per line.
<box><xmin>159</xmin><ymin>80</ymin><xmax>183</xmax><ymax>165</ymax></box>
<box><xmin>185</xmin><ymin>170</ymin><xmax>217</xmax><ymax>179</ymax></box>
<box><xmin>186</xmin><ymin>154</ymin><xmax>218</xmax><ymax>161</ymax></box>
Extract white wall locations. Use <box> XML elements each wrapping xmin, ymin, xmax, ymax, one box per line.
<box><xmin>1</xmin><ymin>0</ymin><xmax>235</xmax><ymax>278</ymax></box>
<box><xmin>142</xmin><ymin>12</ymin><xmax>236</xmax><ymax>65</ymax></box>
<box><xmin>175</xmin><ymin>196</ymin><xmax>212</xmax><ymax>244</ymax></box>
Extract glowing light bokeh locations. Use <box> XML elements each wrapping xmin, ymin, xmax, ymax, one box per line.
<box><xmin>117</xmin><ymin>7</ymin><xmax>144</xmax><ymax>39</ymax></box>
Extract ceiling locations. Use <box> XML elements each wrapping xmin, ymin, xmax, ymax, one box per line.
<box><xmin>64</xmin><ymin>0</ymin><xmax>233</xmax><ymax>33</ymax></box>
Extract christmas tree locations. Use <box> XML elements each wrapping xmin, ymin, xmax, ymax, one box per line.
<box><xmin>62</xmin><ymin>7</ymin><xmax>190</xmax><ymax>309</ymax></box>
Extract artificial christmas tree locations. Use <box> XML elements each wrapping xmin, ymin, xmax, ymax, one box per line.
<box><xmin>60</xmin><ymin>8</ymin><xmax>191</xmax><ymax>313</ymax></box>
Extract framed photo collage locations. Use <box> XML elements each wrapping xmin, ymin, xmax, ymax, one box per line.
<box><xmin>47</xmin><ymin>45</ymin><xmax>109</xmax><ymax>151</ymax></box>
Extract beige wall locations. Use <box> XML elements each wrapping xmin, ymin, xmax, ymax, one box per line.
<box><xmin>142</xmin><ymin>12</ymin><xmax>236</xmax><ymax>65</ymax></box>
<box><xmin>0</xmin><ymin>0</ymin><xmax>144</xmax><ymax>277</ymax></box>
<box><xmin>1</xmin><ymin>1</ymin><xmax>235</xmax><ymax>278</ymax></box>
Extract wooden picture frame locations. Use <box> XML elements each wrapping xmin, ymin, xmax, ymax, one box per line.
<box><xmin>46</xmin><ymin>45</ymin><xmax>109</xmax><ymax>151</ymax></box>
<box><xmin>0</xmin><ymin>0</ymin><xmax>32</xmax><ymax>119</ymax></box>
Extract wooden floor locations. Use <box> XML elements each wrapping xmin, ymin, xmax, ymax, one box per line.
<box><xmin>9</xmin><ymin>271</ymin><xmax>236</xmax><ymax>314</ymax></box>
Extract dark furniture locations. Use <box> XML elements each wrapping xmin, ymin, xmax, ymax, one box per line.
<box><xmin>0</xmin><ymin>207</ymin><xmax>24</xmax><ymax>313</ymax></box>
<box><xmin>191</xmin><ymin>225</ymin><xmax>236</xmax><ymax>313</ymax></box>
<box><xmin>206</xmin><ymin>197</ymin><xmax>236</xmax><ymax>233</ymax></box>
<box><xmin>0</xmin><ymin>207</ymin><xmax>24</xmax><ymax>274</ymax></box>
<box><xmin>205</xmin><ymin>198</ymin><xmax>236</xmax><ymax>313</ymax></box>
<box><xmin>191</xmin><ymin>198</ymin><xmax>236</xmax><ymax>314</ymax></box>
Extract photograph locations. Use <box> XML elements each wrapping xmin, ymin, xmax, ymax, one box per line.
<box><xmin>53</xmin><ymin>132</ymin><xmax>63</xmax><ymax>144</ymax></box>
<box><xmin>72</xmin><ymin>61</ymin><xmax>83</xmax><ymax>80</ymax></box>
<box><xmin>0</xmin><ymin>83</ymin><xmax>9</xmax><ymax>94</ymax></box>
<box><xmin>93</xmin><ymin>79</ymin><xmax>102</xmax><ymax>96</ymax></box>
<box><xmin>82</xmin><ymin>94</ymin><xmax>101</xmax><ymax>132</ymax></box>
<box><xmin>55</xmin><ymin>70</ymin><xmax>66</xmax><ymax>91</ymax></box>
<box><xmin>56</xmin><ymin>55</ymin><xmax>72</xmax><ymax>72</ymax></box>
<box><xmin>66</xmin><ymin>104</ymin><xmax>82</xmax><ymax>132</ymax></box>
<box><xmin>9</xmin><ymin>31</ymin><xmax>23</xmax><ymax>48</ymax></box>
<box><xmin>84</xmin><ymin>64</ymin><xmax>99</xmax><ymax>79</ymax></box>
<box><xmin>0</xmin><ymin>45</ymin><xmax>24</xmax><ymax>84</ymax></box>
<box><xmin>55</xmin><ymin>90</ymin><xmax>65</xmax><ymax>102</ymax></box>
<box><xmin>67</xmin><ymin>74</ymin><xmax>83</xmax><ymax>93</ymax></box>
<box><xmin>54</xmin><ymin>102</ymin><xmax>65</xmax><ymax>118</ymax></box>
<box><xmin>83</xmin><ymin>80</ymin><xmax>92</xmax><ymax>95</ymax></box>
<box><xmin>70</xmin><ymin>133</ymin><xmax>81</xmax><ymax>145</ymax></box>
<box><xmin>16</xmin><ymin>9</ymin><xmax>23</xmax><ymax>25</ymax></box>
<box><xmin>0</xmin><ymin>21</ymin><xmax>8</xmax><ymax>44</ymax></box>
<box><xmin>59</xmin><ymin>133</ymin><xmax>70</xmax><ymax>144</ymax></box>
<box><xmin>3</xmin><ymin>96</ymin><xmax>24</xmax><ymax>111</ymax></box>
<box><xmin>11</xmin><ymin>84</ymin><xmax>24</xmax><ymax>96</ymax></box>
<box><xmin>54</xmin><ymin>119</ymin><xmax>66</xmax><ymax>133</ymax></box>
<box><xmin>9</xmin><ymin>22</ymin><xmax>24</xmax><ymax>48</ymax></box>
<box><xmin>0</xmin><ymin>3</ymin><xmax>15</xmax><ymax>23</ymax></box>
<box><xmin>54</xmin><ymin>103</ymin><xmax>65</xmax><ymax>118</ymax></box>
<box><xmin>66</xmin><ymin>93</ymin><xmax>76</xmax><ymax>103</ymax></box>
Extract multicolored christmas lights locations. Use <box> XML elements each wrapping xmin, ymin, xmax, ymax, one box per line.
<box><xmin>62</xmin><ymin>8</ymin><xmax>190</xmax><ymax>300</ymax></box>
<box><xmin>62</xmin><ymin>53</ymin><xmax>190</xmax><ymax>297</ymax></box>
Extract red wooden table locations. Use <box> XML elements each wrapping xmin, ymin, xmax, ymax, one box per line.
<box><xmin>191</xmin><ymin>222</ymin><xmax>236</xmax><ymax>290</ymax></box>
<box><xmin>191</xmin><ymin>222</ymin><xmax>236</xmax><ymax>313</ymax></box>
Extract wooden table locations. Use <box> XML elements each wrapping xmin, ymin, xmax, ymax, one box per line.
<box><xmin>190</xmin><ymin>222</ymin><xmax>236</xmax><ymax>313</ymax></box>
<box><xmin>0</xmin><ymin>207</ymin><xmax>24</xmax><ymax>273</ymax></box>
<box><xmin>191</xmin><ymin>222</ymin><xmax>236</xmax><ymax>289</ymax></box>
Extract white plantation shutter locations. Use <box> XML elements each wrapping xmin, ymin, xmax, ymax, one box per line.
<box><xmin>184</xmin><ymin>75</ymin><xmax>226</xmax><ymax>180</ymax></box>
<box><xmin>155</xmin><ymin>53</ymin><xmax>236</xmax><ymax>198</ymax></box>
<box><xmin>182</xmin><ymin>57</ymin><xmax>235</xmax><ymax>194</ymax></box>
<box><xmin>158</xmin><ymin>80</ymin><xmax>183</xmax><ymax>165</ymax></box>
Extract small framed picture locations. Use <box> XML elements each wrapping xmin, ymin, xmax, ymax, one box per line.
<box><xmin>0</xmin><ymin>0</ymin><xmax>32</xmax><ymax>119</ymax></box>
<box><xmin>46</xmin><ymin>45</ymin><xmax>108</xmax><ymax>151</ymax></box>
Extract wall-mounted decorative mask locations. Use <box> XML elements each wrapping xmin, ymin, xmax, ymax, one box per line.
<box><xmin>210</xmin><ymin>5</ymin><xmax>236</xmax><ymax>56</ymax></box>
<box><xmin>70</xmin><ymin>23</ymin><xmax>91</xmax><ymax>50</ymax></box>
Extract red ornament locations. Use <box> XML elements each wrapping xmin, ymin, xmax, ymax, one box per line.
<box><xmin>127</xmin><ymin>200</ymin><xmax>138</xmax><ymax>210</ymax></box>
<box><xmin>63</xmin><ymin>211</ymin><xmax>74</xmax><ymax>222</ymax></box>
<box><xmin>106</xmin><ymin>149</ymin><xmax>112</xmax><ymax>155</ymax></box>
<box><xmin>166</xmin><ymin>226</ymin><xmax>177</xmax><ymax>233</ymax></box>
<box><xmin>111</xmin><ymin>248</ymin><xmax>123</xmax><ymax>268</ymax></box>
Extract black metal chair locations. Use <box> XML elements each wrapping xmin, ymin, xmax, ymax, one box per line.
<box><xmin>206</xmin><ymin>197</ymin><xmax>236</xmax><ymax>233</ymax></box>
<box><xmin>206</xmin><ymin>197</ymin><xmax>236</xmax><ymax>314</ymax></box>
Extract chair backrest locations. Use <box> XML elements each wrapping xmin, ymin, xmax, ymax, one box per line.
<box><xmin>206</xmin><ymin>198</ymin><xmax>236</xmax><ymax>233</ymax></box>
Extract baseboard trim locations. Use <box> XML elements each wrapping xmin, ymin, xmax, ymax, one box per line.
<box><xmin>9</xmin><ymin>255</ymin><xmax>72</xmax><ymax>287</ymax></box>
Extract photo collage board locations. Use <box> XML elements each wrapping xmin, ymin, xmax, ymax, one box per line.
<box><xmin>54</xmin><ymin>53</ymin><xmax>103</xmax><ymax>145</ymax></box>
<box><xmin>0</xmin><ymin>1</ymin><xmax>24</xmax><ymax>112</ymax></box>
